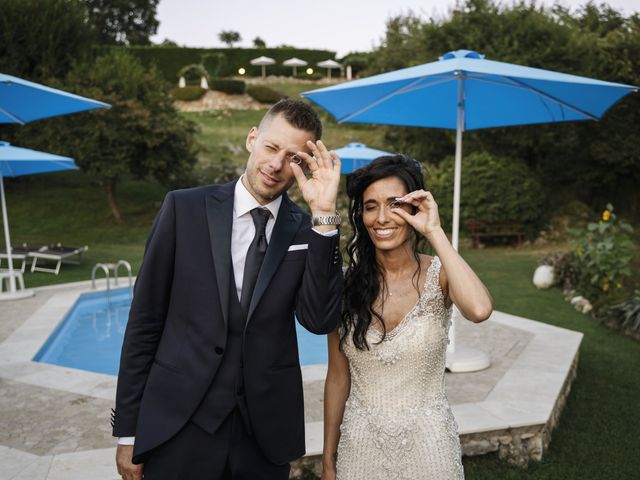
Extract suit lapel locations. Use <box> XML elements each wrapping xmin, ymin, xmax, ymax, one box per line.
<box><xmin>246</xmin><ymin>194</ymin><xmax>303</xmax><ymax>324</ymax></box>
<box><xmin>205</xmin><ymin>181</ymin><xmax>236</xmax><ymax>328</ymax></box>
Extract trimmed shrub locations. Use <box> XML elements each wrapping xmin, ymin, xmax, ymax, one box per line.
<box><xmin>209</xmin><ymin>79</ymin><xmax>246</xmax><ymax>94</ymax></box>
<box><xmin>171</xmin><ymin>86</ymin><xmax>206</xmax><ymax>101</ymax></box>
<box><xmin>430</xmin><ymin>151</ymin><xmax>546</xmax><ymax>238</ymax></box>
<box><xmin>202</xmin><ymin>52</ymin><xmax>227</xmax><ymax>78</ymax></box>
<box><xmin>247</xmin><ymin>85</ymin><xmax>286</xmax><ymax>104</ymax></box>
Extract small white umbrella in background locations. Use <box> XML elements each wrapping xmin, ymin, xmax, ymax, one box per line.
<box><xmin>283</xmin><ymin>57</ymin><xmax>308</xmax><ymax>76</ymax></box>
<box><xmin>250</xmin><ymin>56</ymin><xmax>276</xmax><ymax>78</ymax></box>
<box><xmin>317</xmin><ymin>59</ymin><xmax>342</xmax><ymax>80</ymax></box>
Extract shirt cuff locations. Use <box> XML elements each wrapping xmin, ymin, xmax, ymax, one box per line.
<box><xmin>118</xmin><ymin>437</ymin><xmax>135</xmax><ymax>445</ymax></box>
<box><xmin>312</xmin><ymin>228</ymin><xmax>338</xmax><ymax>237</ymax></box>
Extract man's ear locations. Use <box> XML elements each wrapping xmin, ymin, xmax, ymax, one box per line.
<box><xmin>246</xmin><ymin>127</ymin><xmax>257</xmax><ymax>152</ymax></box>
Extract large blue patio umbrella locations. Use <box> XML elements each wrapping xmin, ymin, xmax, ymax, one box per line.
<box><xmin>0</xmin><ymin>72</ymin><xmax>109</xmax><ymax>299</ymax></box>
<box><xmin>335</xmin><ymin>143</ymin><xmax>393</xmax><ymax>174</ymax></box>
<box><xmin>0</xmin><ymin>142</ymin><xmax>78</xmax><ymax>298</ymax></box>
<box><xmin>303</xmin><ymin>50</ymin><xmax>638</xmax><ymax>372</ymax></box>
<box><xmin>0</xmin><ymin>73</ymin><xmax>110</xmax><ymax>124</ymax></box>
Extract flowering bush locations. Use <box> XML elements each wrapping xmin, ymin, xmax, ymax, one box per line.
<box><xmin>569</xmin><ymin>204</ymin><xmax>635</xmax><ymax>312</ymax></box>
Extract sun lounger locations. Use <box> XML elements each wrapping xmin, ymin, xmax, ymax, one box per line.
<box><xmin>0</xmin><ymin>244</ymin><xmax>46</xmax><ymax>273</ymax></box>
<box><xmin>29</xmin><ymin>244</ymin><xmax>88</xmax><ymax>275</ymax></box>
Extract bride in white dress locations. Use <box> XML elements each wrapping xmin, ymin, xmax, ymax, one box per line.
<box><xmin>322</xmin><ymin>155</ymin><xmax>493</xmax><ymax>480</ymax></box>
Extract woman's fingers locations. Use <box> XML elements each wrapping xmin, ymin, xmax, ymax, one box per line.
<box><xmin>397</xmin><ymin>190</ymin><xmax>437</xmax><ymax>207</ymax></box>
<box><xmin>390</xmin><ymin>205</ymin><xmax>416</xmax><ymax>225</ymax></box>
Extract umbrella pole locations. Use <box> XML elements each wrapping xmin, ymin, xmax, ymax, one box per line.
<box><xmin>0</xmin><ymin>172</ymin><xmax>33</xmax><ymax>300</ymax></box>
<box><xmin>0</xmin><ymin>172</ymin><xmax>16</xmax><ymax>292</ymax></box>
<box><xmin>446</xmin><ymin>73</ymin><xmax>490</xmax><ymax>372</ymax></box>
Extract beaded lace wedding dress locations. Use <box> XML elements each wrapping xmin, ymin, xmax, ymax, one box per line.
<box><xmin>336</xmin><ymin>256</ymin><xmax>464</xmax><ymax>480</ymax></box>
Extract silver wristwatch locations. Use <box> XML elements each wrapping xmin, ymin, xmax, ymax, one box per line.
<box><xmin>312</xmin><ymin>212</ymin><xmax>342</xmax><ymax>226</ymax></box>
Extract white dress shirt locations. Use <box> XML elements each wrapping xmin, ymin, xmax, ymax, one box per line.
<box><xmin>118</xmin><ymin>178</ymin><xmax>336</xmax><ymax>446</ymax></box>
<box><xmin>231</xmin><ymin>177</ymin><xmax>282</xmax><ymax>300</ymax></box>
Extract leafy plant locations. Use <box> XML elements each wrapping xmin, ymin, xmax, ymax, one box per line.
<box><xmin>598</xmin><ymin>290</ymin><xmax>640</xmax><ymax>333</ymax></box>
<box><xmin>569</xmin><ymin>204</ymin><xmax>635</xmax><ymax>311</ymax></box>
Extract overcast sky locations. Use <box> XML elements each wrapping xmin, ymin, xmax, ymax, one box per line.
<box><xmin>151</xmin><ymin>0</ymin><xmax>638</xmax><ymax>57</ymax></box>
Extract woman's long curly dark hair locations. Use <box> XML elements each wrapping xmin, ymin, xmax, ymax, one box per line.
<box><xmin>341</xmin><ymin>154</ymin><xmax>426</xmax><ymax>350</ymax></box>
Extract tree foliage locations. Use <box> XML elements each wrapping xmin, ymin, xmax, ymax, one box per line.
<box><xmin>218</xmin><ymin>30</ymin><xmax>242</xmax><ymax>47</ymax></box>
<box><xmin>13</xmin><ymin>51</ymin><xmax>198</xmax><ymax>223</ymax></box>
<box><xmin>0</xmin><ymin>0</ymin><xmax>95</xmax><ymax>80</ymax></box>
<box><xmin>430</xmin><ymin>151</ymin><xmax>546</xmax><ymax>236</ymax></box>
<box><xmin>253</xmin><ymin>36</ymin><xmax>266</xmax><ymax>48</ymax></box>
<box><xmin>86</xmin><ymin>0</ymin><xmax>160</xmax><ymax>45</ymax></box>
<box><xmin>370</xmin><ymin>0</ymin><xmax>640</xmax><ymax>220</ymax></box>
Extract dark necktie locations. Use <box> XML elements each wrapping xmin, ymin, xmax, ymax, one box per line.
<box><xmin>240</xmin><ymin>207</ymin><xmax>271</xmax><ymax>317</ymax></box>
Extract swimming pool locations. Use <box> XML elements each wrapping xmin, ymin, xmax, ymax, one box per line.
<box><xmin>34</xmin><ymin>287</ymin><xmax>328</xmax><ymax>375</ymax></box>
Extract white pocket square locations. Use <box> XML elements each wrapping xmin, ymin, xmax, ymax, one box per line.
<box><xmin>287</xmin><ymin>244</ymin><xmax>308</xmax><ymax>251</ymax></box>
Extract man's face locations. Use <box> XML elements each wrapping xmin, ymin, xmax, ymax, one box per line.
<box><xmin>243</xmin><ymin>114</ymin><xmax>315</xmax><ymax>205</ymax></box>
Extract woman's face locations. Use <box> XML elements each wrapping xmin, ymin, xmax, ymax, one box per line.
<box><xmin>361</xmin><ymin>176</ymin><xmax>413</xmax><ymax>251</ymax></box>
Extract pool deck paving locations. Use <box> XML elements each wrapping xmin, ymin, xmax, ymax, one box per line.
<box><xmin>0</xmin><ymin>281</ymin><xmax>583</xmax><ymax>479</ymax></box>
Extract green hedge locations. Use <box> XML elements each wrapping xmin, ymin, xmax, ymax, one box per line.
<box><xmin>247</xmin><ymin>86</ymin><xmax>286</xmax><ymax>104</ymax></box>
<box><xmin>430</xmin><ymin>151</ymin><xmax>546</xmax><ymax>237</ymax></box>
<box><xmin>209</xmin><ymin>79</ymin><xmax>245</xmax><ymax>94</ymax></box>
<box><xmin>170</xmin><ymin>86</ymin><xmax>206</xmax><ymax>101</ymax></box>
<box><xmin>95</xmin><ymin>46</ymin><xmax>336</xmax><ymax>82</ymax></box>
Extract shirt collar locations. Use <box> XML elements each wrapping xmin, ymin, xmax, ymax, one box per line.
<box><xmin>234</xmin><ymin>175</ymin><xmax>282</xmax><ymax>220</ymax></box>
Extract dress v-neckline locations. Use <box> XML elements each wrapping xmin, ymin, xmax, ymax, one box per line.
<box><xmin>370</xmin><ymin>257</ymin><xmax>437</xmax><ymax>339</ymax></box>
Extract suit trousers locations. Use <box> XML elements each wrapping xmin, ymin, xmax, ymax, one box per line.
<box><xmin>141</xmin><ymin>407</ymin><xmax>291</xmax><ymax>480</ymax></box>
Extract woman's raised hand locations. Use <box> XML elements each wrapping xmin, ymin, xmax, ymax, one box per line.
<box><xmin>391</xmin><ymin>190</ymin><xmax>443</xmax><ymax>238</ymax></box>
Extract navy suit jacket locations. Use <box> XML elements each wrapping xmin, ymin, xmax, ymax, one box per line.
<box><xmin>112</xmin><ymin>180</ymin><xmax>343</xmax><ymax>464</ymax></box>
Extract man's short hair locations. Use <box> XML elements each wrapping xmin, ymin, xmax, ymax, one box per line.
<box><xmin>259</xmin><ymin>99</ymin><xmax>322</xmax><ymax>140</ymax></box>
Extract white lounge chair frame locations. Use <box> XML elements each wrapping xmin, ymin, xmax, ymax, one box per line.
<box><xmin>29</xmin><ymin>245</ymin><xmax>88</xmax><ymax>275</ymax></box>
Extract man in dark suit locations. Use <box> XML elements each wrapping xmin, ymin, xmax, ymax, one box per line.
<box><xmin>113</xmin><ymin>99</ymin><xmax>343</xmax><ymax>480</ymax></box>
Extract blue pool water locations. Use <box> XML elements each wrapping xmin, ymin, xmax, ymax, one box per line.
<box><xmin>34</xmin><ymin>288</ymin><xmax>328</xmax><ymax>375</ymax></box>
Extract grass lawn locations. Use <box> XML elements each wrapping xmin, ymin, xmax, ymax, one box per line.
<box><xmin>1</xmin><ymin>100</ymin><xmax>638</xmax><ymax>479</ymax></box>
<box><xmin>462</xmin><ymin>248</ymin><xmax>639</xmax><ymax>480</ymax></box>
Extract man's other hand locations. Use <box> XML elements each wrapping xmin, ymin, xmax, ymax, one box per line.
<box><xmin>116</xmin><ymin>444</ymin><xmax>143</xmax><ymax>480</ymax></box>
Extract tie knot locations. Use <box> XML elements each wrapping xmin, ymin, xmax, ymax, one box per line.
<box><xmin>250</xmin><ymin>208</ymin><xmax>271</xmax><ymax>231</ymax></box>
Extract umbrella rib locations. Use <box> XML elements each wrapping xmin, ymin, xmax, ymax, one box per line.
<box><xmin>467</xmin><ymin>72</ymin><xmax>599</xmax><ymax>120</ymax></box>
<box><xmin>0</xmin><ymin>105</ymin><xmax>26</xmax><ymax>125</ymax></box>
<box><xmin>338</xmin><ymin>76</ymin><xmax>452</xmax><ymax>123</ymax></box>
<box><xmin>388</xmin><ymin>76</ymin><xmax>455</xmax><ymax>95</ymax></box>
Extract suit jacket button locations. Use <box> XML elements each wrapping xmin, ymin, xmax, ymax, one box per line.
<box><xmin>215</xmin><ymin>346</ymin><xmax>224</xmax><ymax>355</ymax></box>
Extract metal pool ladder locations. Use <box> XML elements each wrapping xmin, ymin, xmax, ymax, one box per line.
<box><xmin>91</xmin><ymin>260</ymin><xmax>133</xmax><ymax>304</ymax></box>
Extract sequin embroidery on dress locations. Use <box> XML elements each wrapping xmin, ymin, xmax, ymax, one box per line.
<box><xmin>336</xmin><ymin>256</ymin><xmax>464</xmax><ymax>480</ymax></box>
